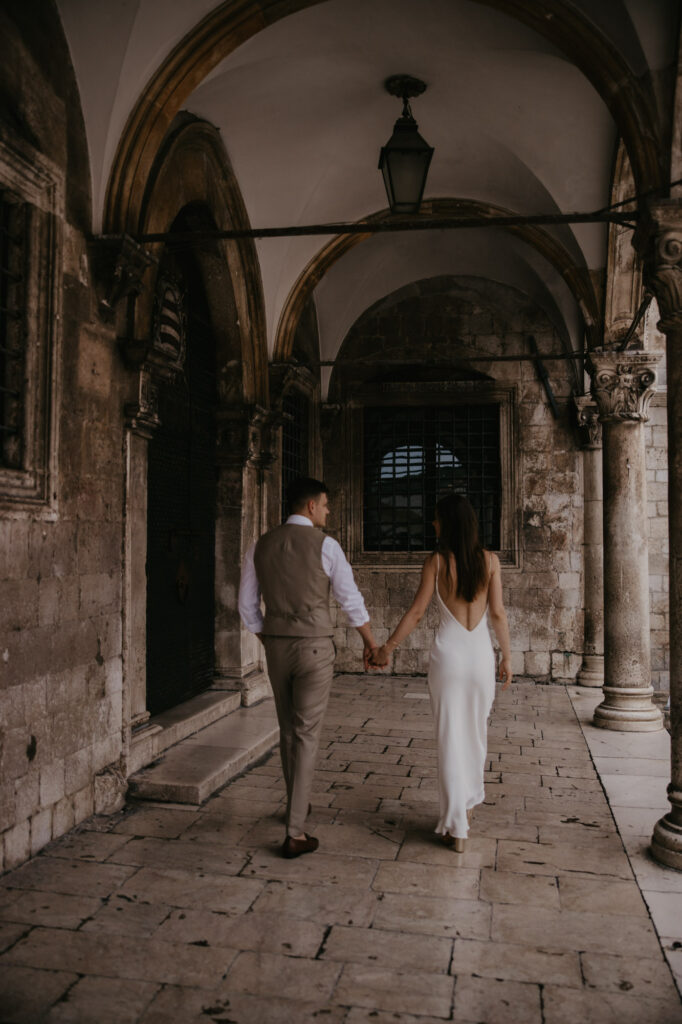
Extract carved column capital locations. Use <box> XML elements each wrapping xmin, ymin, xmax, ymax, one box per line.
<box><xmin>587</xmin><ymin>349</ymin><xmax>660</xmax><ymax>424</ymax></box>
<box><xmin>639</xmin><ymin>201</ymin><xmax>682</xmax><ymax>334</ymax></box>
<box><xmin>216</xmin><ymin>404</ymin><xmax>277</xmax><ymax>469</ymax></box>
<box><xmin>573</xmin><ymin>395</ymin><xmax>602</xmax><ymax>449</ymax></box>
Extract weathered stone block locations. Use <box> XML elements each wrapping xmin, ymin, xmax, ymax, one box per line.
<box><xmin>72</xmin><ymin>784</ymin><xmax>94</xmax><ymax>824</ymax></box>
<box><xmin>14</xmin><ymin>771</ymin><xmax>39</xmax><ymax>821</ymax></box>
<box><xmin>40</xmin><ymin>762</ymin><xmax>66</xmax><ymax>807</ymax></box>
<box><xmin>3</xmin><ymin>819</ymin><xmax>30</xmax><ymax>869</ymax></box>
<box><xmin>93</xmin><ymin>764</ymin><xmax>126</xmax><ymax>815</ymax></box>
<box><xmin>525</xmin><ymin>651</ymin><xmax>550</xmax><ymax>677</ymax></box>
<box><xmin>52</xmin><ymin>794</ymin><xmax>75</xmax><ymax>836</ymax></box>
<box><xmin>30</xmin><ymin>807</ymin><xmax>53</xmax><ymax>855</ymax></box>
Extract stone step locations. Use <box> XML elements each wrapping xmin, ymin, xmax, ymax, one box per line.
<box><xmin>128</xmin><ymin>699</ymin><xmax>280</xmax><ymax>804</ymax></box>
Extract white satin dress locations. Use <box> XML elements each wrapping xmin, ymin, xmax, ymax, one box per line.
<box><xmin>427</xmin><ymin>557</ymin><xmax>496</xmax><ymax>839</ymax></box>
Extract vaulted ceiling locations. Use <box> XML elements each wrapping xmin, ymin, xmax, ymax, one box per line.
<box><xmin>57</xmin><ymin>0</ymin><xmax>680</xmax><ymax>386</ymax></box>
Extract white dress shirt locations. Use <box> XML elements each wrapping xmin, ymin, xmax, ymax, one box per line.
<box><xmin>238</xmin><ymin>514</ymin><xmax>369</xmax><ymax>633</ymax></box>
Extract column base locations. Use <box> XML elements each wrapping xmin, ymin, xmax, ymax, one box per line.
<box><xmin>651</xmin><ymin>810</ymin><xmax>682</xmax><ymax>872</ymax></box>
<box><xmin>577</xmin><ymin>655</ymin><xmax>604</xmax><ymax>687</ymax></box>
<box><xmin>593</xmin><ymin>685</ymin><xmax>664</xmax><ymax>731</ymax></box>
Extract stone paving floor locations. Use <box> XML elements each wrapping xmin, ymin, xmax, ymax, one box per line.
<box><xmin>1</xmin><ymin>676</ymin><xmax>682</xmax><ymax>1023</ymax></box>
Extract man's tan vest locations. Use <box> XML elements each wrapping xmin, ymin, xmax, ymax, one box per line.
<box><xmin>254</xmin><ymin>524</ymin><xmax>333</xmax><ymax>637</ymax></box>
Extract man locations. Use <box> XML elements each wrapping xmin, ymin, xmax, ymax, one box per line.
<box><xmin>239</xmin><ymin>477</ymin><xmax>377</xmax><ymax>858</ymax></box>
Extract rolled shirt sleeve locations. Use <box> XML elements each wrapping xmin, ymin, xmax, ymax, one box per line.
<box><xmin>322</xmin><ymin>536</ymin><xmax>369</xmax><ymax>627</ymax></box>
<box><xmin>238</xmin><ymin>542</ymin><xmax>264</xmax><ymax>633</ymax></box>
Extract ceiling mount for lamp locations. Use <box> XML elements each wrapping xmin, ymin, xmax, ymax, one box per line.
<box><xmin>379</xmin><ymin>75</ymin><xmax>434</xmax><ymax>215</ymax></box>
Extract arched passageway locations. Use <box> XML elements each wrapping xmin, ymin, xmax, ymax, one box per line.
<box><xmin>2</xmin><ymin>9</ymin><xmax>682</xmax><ymax>1014</ymax></box>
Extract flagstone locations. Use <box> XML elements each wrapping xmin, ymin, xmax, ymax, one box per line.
<box><xmin>558</xmin><ymin>876</ymin><xmax>648</xmax><ymax>916</ymax></box>
<box><xmin>322</xmin><ymin>923</ymin><xmax>452</xmax><ymax>973</ymax></box>
<box><xmin>139</xmin><ymin>988</ymin><xmax>347</xmax><ymax>1024</ymax></box>
<box><xmin>107</xmin><ymin>836</ymin><xmax>248</xmax><ymax>875</ymax></box>
<box><xmin>42</xmin><ymin>831</ymin><xmax>132</xmax><ymax>862</ymax></box>
<box><xmin>372</xmin><ymin>892</ymin><xmax>491</xmax><ymax>940</ymax></box>
<box><xmin>373</xmin><ymin>860</ymin><xmax>479</xmax><ymax>900</ymax></box>
<box><xmin>1</xmin><ymin>857</ymin><xmax>136</xmax><ymax>899</ymax></box>
<box><xmin>117</xmin><ymin>867</ymin><xmax>263</xmax><ymax>914</ymax></box>
<box><xmin>480</xmin><ymin>868</ymin><xmax>560</xmax><ymax>908</ymax></box>
<box><xmin>0</xmin><ymin>964</ymin><xmax>78</xmax><ymax>1024</ymax></box>
<box><xmin>3</xmin><ymin>928</ymin><xmax>236</xmax><ymax>987</ymax></box>
<box><xmin>542</xmin><ymin>982</ymin><xmax>682</xmax><ymax>1024</ymax></box>
<box><xmin>251</xmin><ymin>880</ymin><xmax>379</xmax><ymax>926</ymax></box>
<box><xmin>580</xmin><ymin>950</ymin><xmax>677</xmax><ymax>997</ymax></box>
<box><xmin>492</xmin><ymin>904</ymin><xmax>662</xmax><ymax>956</ymax></box>
<box><xmin>223</xmin><ymin>950</ymin><xmax>341</xmax><ymax>1001</ymax></box>
<box><xmin>43</xmin><ymin>975</ymin><xmax>160</xmax><ymax>1024</ymax></box>
<box><xmin>453</xmin><ymin>973</ymin><xmax>543</xmax><ymax>1023</ymax></box>
<box><xmin>333</xmin><ymin>964</ymin><xmax>455</xmax><ymax>1018</ymax></box>
<box><xmin>112</xmin><ymin>807</ymin><xmax>200</xmax><ymax>839</ymax></box>
<box><xmin>82</xmin><ymin>896</ymin><xmax>171</xmax><ymax>938</ymax></box>
<box><xmin>0</xmin><ymin>922</ymin><xmax>29</xmax><ymax>954</ymax></box>
<box><xmin>243</xmin><ymin>849</ymin><xmax>380</xmax><ymax>888</ymax></box>
<box><xmin>155</xmin><ymin>908</ymin><xmax>325</xmax><ymax>956</ymax></box>
<box><xmin>496</xmin><ymin>839</ymin><xmax>632</xmax><ymax>879</ymax></box>
<box><xmin>307</xmin><ymin>822</ymin><xmax>403</xmax><ymax>859</ymax></box>
<box><xmin>0</xmin><ymin>889</ymin><xmax>102</xmax><ymax>929</ymax></box>
<box><xmin>397</xmin><ymin>834</ymin><xmax>496</xmax><ymax>868</ymax></box>
<box><xmin>451</xmin><ymin>937</ymin><xmax>582</xmax><ymax>986</ymax></box>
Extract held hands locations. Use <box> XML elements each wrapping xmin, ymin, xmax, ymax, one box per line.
<box><xmin>363</xmin><ymin>644</ymin><xmax>392</xmax><ymax>670</ymax></box>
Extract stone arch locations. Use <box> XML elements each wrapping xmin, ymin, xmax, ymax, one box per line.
<box><xmin>136</xmin><ymin>116</ymin><xmax>267</xmax><ymax>406</ymax></box>
<box><xmin>273</xmin><ymin>198</ymin><xmax>601</xmax><ymax>368</ymax></box>
<box><xmin>103</xmin><ymin>1</ymin><xmax>664</xmax><ymax>238</ymax></box>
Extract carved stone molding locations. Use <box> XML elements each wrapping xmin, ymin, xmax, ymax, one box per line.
<box><xmin>89</xmin><ymin>234</ymin><xmax>156</xmax><ymax>321</ymax></box>
<box><xmin>573</xmin><ymin>395</ymin><xmax>602</xmax><ymax>449</ymax></box>
<box><xmin>124</xmin><ymin>368</ymin><xmax>160</xmax><ymax>439</ymax></box>
<box><xmin>639</xmin><ymin>201</ymin><xmax>682</xmax><ymax>334</ymax></box>
<box><xmin>216</xmin><ymin>404</ymin><xmax>276</xmax><ymax>469</ymax></box>
<box><xmin>588</xmin><ymin>350</ymin><xmax>660</xmax><ymax>423</ymax></box>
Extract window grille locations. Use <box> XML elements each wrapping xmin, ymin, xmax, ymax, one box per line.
<box><xmin>364</xmin><ymin>404</ymin><xmax>501</xmax><ymax>551</ymax></box>
<box><xmin>0</xmin><ymin>190</ymin><xmax>27</xmax><ymax>470</ymax></box>
<box><xmin>281</xmin><ymin>390</ymin><xmax>309</xmax><ymax>519</ymax></box>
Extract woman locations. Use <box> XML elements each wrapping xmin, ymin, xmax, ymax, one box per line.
<box><xmin>371</xmin><ymin>494</ymin><xmax>512</xmax><ymax>851</ymax></box>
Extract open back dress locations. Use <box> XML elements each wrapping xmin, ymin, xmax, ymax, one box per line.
<box><xmin>427</xmin><ymin>552</ymin><xmax>496</xmax><ymax>839</ymax></box>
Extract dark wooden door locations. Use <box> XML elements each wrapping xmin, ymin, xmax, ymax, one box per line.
<box><xmin>146</xmin><ymin>260</ymin><xmax>217</xmax><ymax>716</ymax></box>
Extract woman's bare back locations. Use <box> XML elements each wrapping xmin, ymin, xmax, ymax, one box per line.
<box><xmin>435</xmin><ymin>550</ymin><xmax>491</xmax><ymax>631</ymax></box>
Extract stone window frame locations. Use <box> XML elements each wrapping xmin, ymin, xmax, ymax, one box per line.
<box><xmin>0</xmin><ymin>133</ymin><xmax>62</xmax><ymax>517</ymax></box>
<box><xmin>276</xmin><ymin>367</ymin><xmax>321</xmax><ymax>517</ymax></box>
<box><xmin>345</xmin><ymin>381</ymin><xmax>518</xmax><ymax>568</ymax></box>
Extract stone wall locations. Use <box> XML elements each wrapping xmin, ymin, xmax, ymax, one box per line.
<box><xmin>0</xmin><ymin>4</ymin><xmax>127</xmax><ymax>872</ymax></box>
<box><xmin>325</xmin><ymin>276</ymin><xmax>586</xmax><ymax>682</ymax></box>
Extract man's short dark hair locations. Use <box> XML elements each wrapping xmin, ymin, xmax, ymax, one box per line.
<box><xmin>287</xmin><ymin>477</ymin><xmax>328</xmax><ymax>513</ymax></box>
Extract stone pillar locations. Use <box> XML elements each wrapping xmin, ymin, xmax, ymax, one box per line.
<box><xmin>645</xmin><ymin>203</ymin><xmax>682</xmax><ymax>868</ymax></box>
<box><xmin>574</xmin><ymin>397</ymin><xmax>604</xmax><ymax>686</ymax></box>
<box><xmin>588</xmin><ymin>350</ymin><xmax>663</xmax><ymax>731</ymax></box>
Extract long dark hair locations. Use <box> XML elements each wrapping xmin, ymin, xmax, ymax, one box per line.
<box><xmin>435</xmin><ymin>493</ymin><xmax>487</xmax><ymax>602</ymax></box>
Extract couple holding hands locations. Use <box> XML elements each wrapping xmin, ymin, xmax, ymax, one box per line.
<box><xmin>239</xmin><ymin>477</ymin><xmax>511</xmax><ymax>858</ymax></box>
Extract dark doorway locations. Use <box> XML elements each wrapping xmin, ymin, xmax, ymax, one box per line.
<box><xmin>146</xmin><ymin>223</ymin><xmax>217</xmax><ymax>716</ymax></box>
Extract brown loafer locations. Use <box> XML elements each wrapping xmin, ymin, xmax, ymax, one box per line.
<box><xmin>282</xmin><ymin>833</ymin><xmax>319</xmax><ymax>859</ymax></box>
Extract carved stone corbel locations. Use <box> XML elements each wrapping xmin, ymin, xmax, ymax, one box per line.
<box><xmin>124</xmin><ymin>368</ymin><xmax>160</xmax><ymax>439</ymax></box>
<box><xmin>588</xmin><ymin>350</ymin><xmax>660</xmax><ymax>423</ymax></box>
<box><xmin>573</xmin><ymin>395</ymin><xmax>602</xmax><ymax>449</ymax></box>
<box><xmin>216</xmin><ymin>404</ymin><xmax>277</xmax><ymax>469</ymax></box>
<box><xmin>89</xmin><ymin>234</ymin><xmax>156</xmax><ymax>322</ymax></box>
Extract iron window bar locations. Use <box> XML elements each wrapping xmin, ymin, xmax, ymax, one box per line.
<box><xmin>0</xmin><ymin>189</ymin><xmax>27</xmax><ymax>469</ymax></box>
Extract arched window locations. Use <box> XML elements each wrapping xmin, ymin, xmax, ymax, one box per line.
<box><xmin>364</xmin><ymin>404</ymin><xmax>501</xmax><ymax>551</ymax></box>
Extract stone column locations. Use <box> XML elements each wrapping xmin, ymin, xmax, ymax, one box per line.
<box><xmin>589</xmin><ymin>350</ymin><xmax>663</xmax><ymax>731</ymax></box>
<box><xmin>645</xmin><ymin>203</ymin><xmax>682</xmax><ymax>868</ymax></box>
<box><xmin>574</xmin><ymin>397</ymin><xmax>604</xmax><ymax>686</ymax></box>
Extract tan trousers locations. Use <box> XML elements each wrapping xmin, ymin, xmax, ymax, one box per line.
<box><xmin>263</xmin><ymin>635</ymin><xmax>335</xmax><ymax>836</ymax></box>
